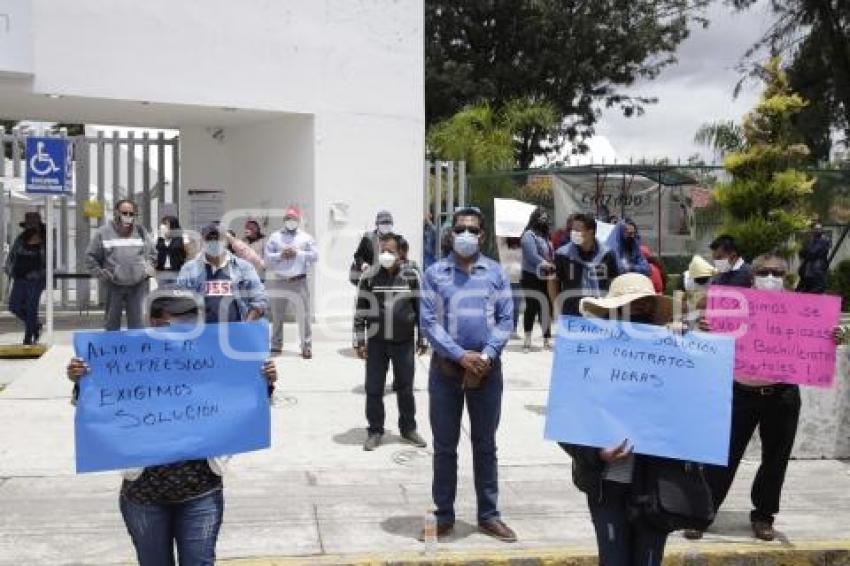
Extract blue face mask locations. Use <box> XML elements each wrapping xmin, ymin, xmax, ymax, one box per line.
<box><xmin>205</xmin><ymin>241</ymin><xmax>224</xmax><ymax>257</ymax></box>
<box><xmin>453</xmin><ymin>231</ymin><xmax>480</xmax><ymax>258</ymax></box>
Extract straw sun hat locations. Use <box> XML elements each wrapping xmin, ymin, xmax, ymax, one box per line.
<box><xmin>579</xmin><ymin>273</ymin><xmax>673</xmax><ymax>325</ymax></box>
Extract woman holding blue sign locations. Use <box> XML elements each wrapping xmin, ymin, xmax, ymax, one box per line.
<box><xmin>66</xmin><ymin>290</ymin><xmax>277</xmax><ymax>566</ymax></box>
<box><xmin>559</xmin><ymin>273</ymin><xmax>713</xmax><ymax>566</ymax></box>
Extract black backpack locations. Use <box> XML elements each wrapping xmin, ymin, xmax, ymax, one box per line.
<box><xmin>630</xmin><ymin>456</ymin><xmax>716</xmax><ymax>533</ymax></box>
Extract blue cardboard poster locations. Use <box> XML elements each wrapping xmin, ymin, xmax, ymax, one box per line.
<box><xmin>544</xmin><ymin>316</ymin><xmax>734</xmax><ymax>465</ymax></box>
<box><xmin>73</xmin><ymin>321</ymin><xmax>271</xmax><ymax>473</ymax></box>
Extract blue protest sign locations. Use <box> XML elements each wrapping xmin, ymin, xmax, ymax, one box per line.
<box><xmin>73</xmin><ymin>321</ymin><xmax>271</xmax><ymax>473</ymax></box>
<box><xmin>25</xmin><ymin>136</ymin><xmax>72</xmax><ymax>195</ymax></box>
<box><xmin>544</xmin><ymin>316</ymin><xmax>734</xmax><ymax>465</ymax></box>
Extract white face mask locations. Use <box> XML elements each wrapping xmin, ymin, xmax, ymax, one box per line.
<box><xmin>570</xmin><ymin>230</ymin><xmax>584</xmax><ymax>246</ymax></box>
<box><xmin>204</xmin><ymin>241</ymin><xmax>225</xmax><ymax>257</ymax></box>
<box><xmin>713</xmin><ymin>258</ymin><xmax>731</xmax><ymax>273</ymax></box>
<box><xmin>284</xmin><ymin>219</ymin><xmax>299</xmax><ymax>231</ymax></box>
<box><xmin>754</xmin><ymin>275</ymin><xmax>784</xmax><ymax>292</ymax></box>
<box><xmin>453</xmin><ymin>231</ymin><xmax>480</xmax><ymax>258</ymax></box>
<box><xmin>378</xmin><ymin>251</ymin><xmax>397</xmax><ymax>270</ymax></box>
<box><xmin>377</xmin><ymin>223</ymin><xmax>394</xmax><ymax>235</ymax></box>
<box><xmin>119</xmin><ymin>213</ymin><xmax>135</xmax><ymax>226</ymax></box>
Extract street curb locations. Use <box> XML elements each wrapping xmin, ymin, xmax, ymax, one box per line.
<box><xmin>221</xmin><ymin>541</ymin><xmax>850</xmax><ymax>565</ymax></box>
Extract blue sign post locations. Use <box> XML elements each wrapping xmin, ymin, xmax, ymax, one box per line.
<box><xmin>25</xmin><ymin>136</ymin><xmax>72</xmax><ymax>195</ymax></box>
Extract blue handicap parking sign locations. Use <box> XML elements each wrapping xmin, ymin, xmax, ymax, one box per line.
<box><xmin>25</xmin><ymin>137</ymin><xmax>72</xmax><ymax>195</ymax></box>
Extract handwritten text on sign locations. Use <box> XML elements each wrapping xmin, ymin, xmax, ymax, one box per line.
<box><xmin>73</xmin><ymin>321</ymin><xmax>270</xmax><ymax>473</ymax></box>
<box><xmin>706</xmin><ymin>287</ymin><xmax>840</xmax><ymax>387</ymax></box>
<box><xmin>544</xmin><ymin>316</ymin><xmax>734</xmax><ymax>466</ymax></box>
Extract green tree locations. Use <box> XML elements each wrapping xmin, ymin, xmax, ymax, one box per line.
<box><xmin>426</xmin><ymin>0</ymin><xmax>711</xmax><ymax>163</ymax></box>
<box><xmin>694</xmin><ymin>120</ymin><xmax>745</xmax><ymax>160</ymax></box>
<box><xmin>714</xmin><ymin>58</ymin><xmax>815</xmax><ymax>260</ymax></box>
<box><xmin>730</xmin><ymin>0</ymin><xmax>850</xmax><ymax>159</ymax></box>
<box><xmin>426</xmin><ymin>98</ymin><xmax>560</xmax><ymax>172</ymax></box>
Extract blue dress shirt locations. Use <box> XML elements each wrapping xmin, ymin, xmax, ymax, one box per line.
<box><xmin>420</xmin><ymin>252</ymin><xmax>513</xmax><ymax>362</ymax></box>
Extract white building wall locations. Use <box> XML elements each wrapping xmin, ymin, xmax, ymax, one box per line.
<box><xmin>0</xmin><ymin>0</ymin><xmax>424</xmax><ymax>317</ymax></box>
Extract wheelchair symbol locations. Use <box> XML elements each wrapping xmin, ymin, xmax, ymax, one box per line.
<box><xmin>29</xmin><ymin>141</ymin><xmax>60</xmax><ymax>176</ymax></box>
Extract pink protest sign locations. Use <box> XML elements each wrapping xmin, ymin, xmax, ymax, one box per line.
<box><xmin>706</xmin><ymin>286</ymin><xmax>841</xmax><ymax>387</ymax></box>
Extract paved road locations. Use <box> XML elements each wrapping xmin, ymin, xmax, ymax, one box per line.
<box><xmin>1</xmin><ymin>322</ymin><xmax>849</xmax><ymax>564</ymax></box>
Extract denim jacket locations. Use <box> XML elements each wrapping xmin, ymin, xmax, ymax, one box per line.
<box><xmin>176</xmin><ymin>254</ymin><xmax>268</xmax><ymax>319</ymax></box>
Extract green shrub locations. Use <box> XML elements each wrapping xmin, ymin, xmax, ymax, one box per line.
<box><xmin>828</xmin><ymin>259</ymin><xmax>850</xmax><ymax>312</ymax></box>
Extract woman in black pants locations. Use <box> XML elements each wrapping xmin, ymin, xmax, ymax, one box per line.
<box><xmin>520</xmin><ymin>207</ymin><xmax>555</xmax><ymax>352</ymax></box>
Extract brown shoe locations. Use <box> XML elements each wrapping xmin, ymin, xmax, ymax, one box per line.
<box><xmin>417</xmin><ymin>522</ymin><xmax>454</xmax><ymax>541</ymax></box>
<box><xmin>683</xmin><ymin>529</ymin><xmax>704</xmax><ymax>540</ymax></box>
<box><xmin>751</xmin><ymin>520</ymin><xmax>775</xmax><ymax>541</ymax></box>
<box><xmin>302</xmin><ymin>348</ymin><xmax>312</xmax><ymax>359</ymax></box>
<box><xmin>478</xmin><ymin>519</ymin><xmax>517</xmax><ymax>543</ymax></box>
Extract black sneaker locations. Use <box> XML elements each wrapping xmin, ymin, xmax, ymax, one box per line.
<box><xmin>363</xmin><ymin>433</ymin><xmax>383</xmax><ymax>451</ymax></box>
<box><xmin>401</xmin><ymin>430</ymin><xmax>427</xmax><ymax>448</ymax></box>
<box><xmin>751</xmin><ymin>520</ymin><xmax>775</xmax><ymax>541</ymax></box>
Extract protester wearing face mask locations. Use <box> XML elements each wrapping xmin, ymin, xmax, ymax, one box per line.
<box><xmin>241</xmin><ymin>219</ymin><xmax>268</xmax><ymax>280</ymax></box>
<box><xmin>520</xmin><ymin>207</ymin><xmax>556</xmax><ymax>352</ymax></box>
<box><xmin>688</xmin><ymin>253</ymin><xmax>841</xmax><ymax>542</ymax></box>
<box><xmin>681</xmin><ymin>255</ymin><xmax>716</xmax><ymax>293</ymax></box>
<box><xmin>796</xmin><ymin>222</ymin><xmax>830</xmax><ymax>294</ymax></box>
<box><xmin>85</xmin><ymin>199</ymin><xmax>156</xmax><ymax>330</ymax></box>
<box><xmin>224</xmin><ymin>229</ymin><xmax>264</xmax><ymax>273</ymax></box>
<box><xmin>608</xmin><ymin>218</ymin><xmax>651</xmax><ymax>277</ymax></box>
<box><xmin>154</xmin><ymin>216</ymin><xmax>189</xmax><ymax>286</ymax></box>
<box><xmin>354</xmin><ymin>234</ymin><xmax>429</xmax><ymax>451</ymax></box>
<box><xmin>561</xmin><ymin>273</ymin><xmax>696</xmax><ymax>566</ymax></box>
<box><xmin>264</xmin><ymin>207</ymin><xmax>318</xmax><ymax>359</ymax></box>
<box><xmin>554</xmin><ymin>213</ymin><xmax>621</xmax><ymax>317</ymax></box>
<box><xmin>708</xmin><ymin>235</ymin><xmax>753</xmax><ymax>288</ymax></box>
<box><xmin>419</xmin><ymin>206</ymin><xmax>517</xmax><ymax>544</ymax></box>
<box><xmin>177</xmin><ymin>223</ymin><xmax>266</xmax><ymax>324</ymax></box>
<box><xmin>65</xmin><ymin>290</ymin><xmax>276</xmax><ymax>566</ymax></box>
<box><xmin>350</xmin><ymin>210</ymin><xmax>398</xmax><ymax>285</ymax></box>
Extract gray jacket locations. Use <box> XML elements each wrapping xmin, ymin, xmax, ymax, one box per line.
<box><xmin>85</xmin><ymin>221</ymin><xmax>156</xmax><ymax>286</ymax></box>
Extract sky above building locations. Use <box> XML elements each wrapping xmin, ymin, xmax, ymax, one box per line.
<box><xmin>576</xmin><ymin>1</ymin><xmax>773</xmax><ymax>166</ymax></box>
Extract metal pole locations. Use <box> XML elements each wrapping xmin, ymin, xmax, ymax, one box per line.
<box><xmin>45</xmin><ymin>195</ymin><xmax>54</xmax><ymax>347</ymax></box>
<box><xmin>447</xmin><ymin>161</ymin><xmax>455</xmax><ymax>213</ymax></box>
<box><xmin>434</xmin><ymin>162</ymin><xmax>442</xmax><ymax>260</ymax></box>
<box><xmin>458</xmin><ymin>161</ymin><xmax>467</xmax><ymax>207</ymax></box>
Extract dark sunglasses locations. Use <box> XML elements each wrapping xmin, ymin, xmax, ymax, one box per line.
<box><xmin>755</xmin><ymin>269</ymin><xmax>786</xmax><ymax>277</ymax></box>
<box><xmin>453</xmin><ymin>225</ymin><xmax>482</xmax><ymax>235</ymax></box>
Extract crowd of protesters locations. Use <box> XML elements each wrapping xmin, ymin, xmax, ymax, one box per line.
<box><xmin>25</xmin><ymin>197</ymin><xmax>836</xmax><ymax>565</ymax></box>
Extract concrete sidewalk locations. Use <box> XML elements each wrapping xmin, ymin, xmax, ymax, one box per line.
<box><xmin>1</xmin><ymin>322</ymin><xmax>849</xmax><ymax>565</ymax></box>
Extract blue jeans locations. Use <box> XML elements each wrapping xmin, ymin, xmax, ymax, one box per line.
<box><xmin>429</xmin><ymin>362</ymin><xmax>503</xmax><ymax>526</ymax></box>
<box><xmin>8</xmin><ymin>276</ymin><xmax>45</xmax><ymax>343</ymax></box>
<box><xmin>587</xmin><ymin>482</ymin><xmax>668</xmax><ymax>566</ymax></box>
<box><xmin>120</xmin><ymin>490</ymin><xmax>224</xmax><ymax>566</ymax></box>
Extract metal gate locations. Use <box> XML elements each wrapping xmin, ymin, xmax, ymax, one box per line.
<box><xmin>1</xmin><ymin>126</ymin><xmax>180</xmax><ymax>311</ymax></box>
<box><xmin>425</xmin><ymin>160</ymin><xmax>466</xmax><ymax>261</ymax></box>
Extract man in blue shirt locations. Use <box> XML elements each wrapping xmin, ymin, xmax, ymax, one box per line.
<box><xmin>420</xmin><ymin>206</ymin><xmax>516</xmax><ymax>543</ymax></box>
<box><xmin>177</xmin><ymin>223</ymin><xmax>267</xmax><ymax>323</ymax></box>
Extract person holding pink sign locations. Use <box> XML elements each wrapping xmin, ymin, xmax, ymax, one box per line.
<box><xmin>689</xmin><ymin>253</ymin><xmax>841</xmax><ymax>542</ymax></box>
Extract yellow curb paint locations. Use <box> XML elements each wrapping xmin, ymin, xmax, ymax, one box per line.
<box><xmin>0</xmin><ymin>344</ymin><xmax>47</xmax><ymax>359</ymax></box>
<box><xmin>222</xmin><ymin>540</ymin><xmax>850</xmax><ymax>566</ymax></box>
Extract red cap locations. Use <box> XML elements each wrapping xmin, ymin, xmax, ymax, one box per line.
<box><xmin>285</xmin><ymin>206</ymin><xmax>301</xmax><ymax>220</ymax></box>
